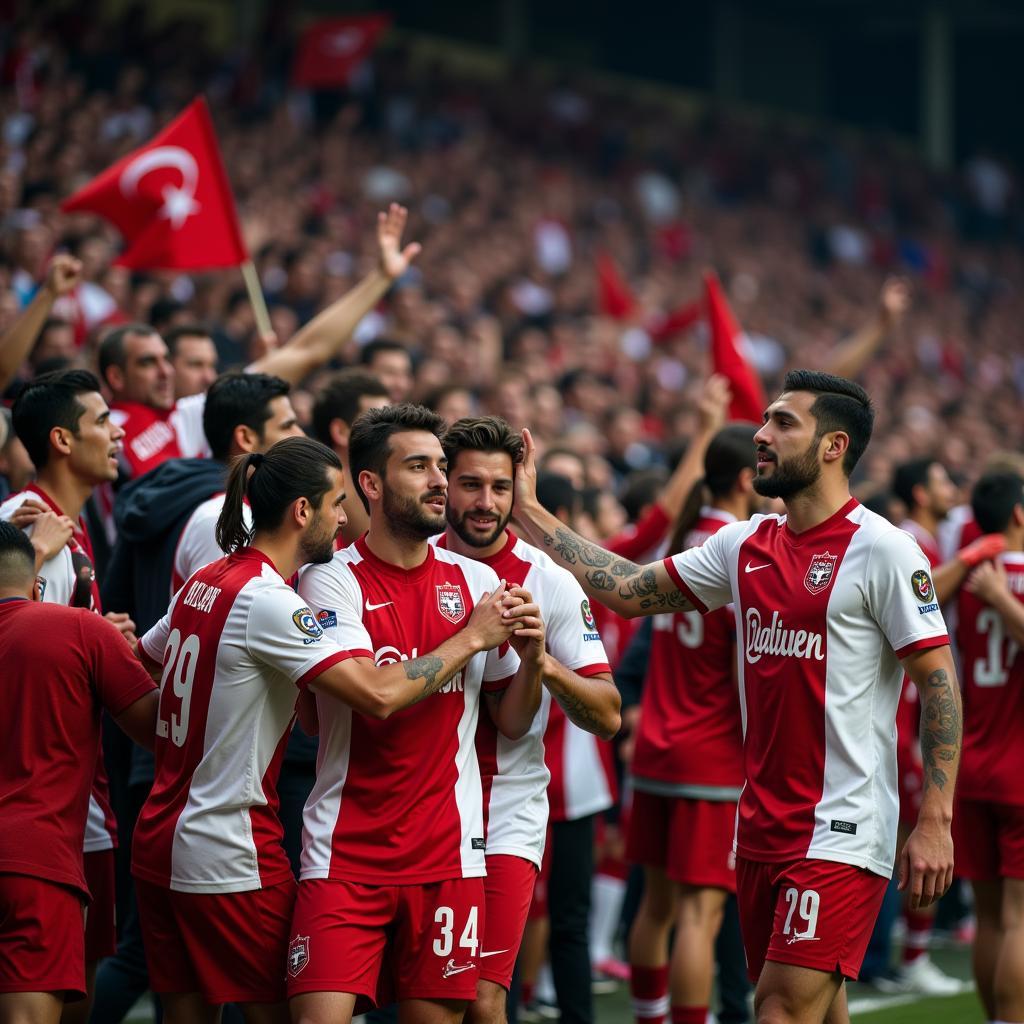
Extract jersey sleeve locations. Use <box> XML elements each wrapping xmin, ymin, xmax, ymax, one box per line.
<box><xmin>174</xmin><ymin>503</ymin><xmax>228</xmax><ymax>587</ymax></box>
<box><xmin>661</xmin><ymin>520</ymin><xmax>738</xmax><ymax>613</ymax></box>
<box><xmin>138</xmin><ymin>587</ymin><xmax>183</xmax><ymax>673</ymax></box>
<box><xmin>245</xmin><ymin>585</ymin><xmax>357</xmax><ymax>690</ymax></box>
<box><xmin>170</xmin><ymin>392</ymin><xmax>211</xmax><ymax>459</ymax></box>
<box><xmin>297</xmin><ymin>561</ymin><xmax>375</xmax><ymax>660</ymax></box>
<box><xmin>543</xmin><ymin>568</ymin><xmax>612</xmax><ymax>676</ymax></box>
<box><xmin>866</xmin><ymin>529</ymin><xmax>950</xmax><ymax>658</ymax></box>
<box><xmin>483</xmin><ymin>640</ymin><xmax>521</xmax><ymax>694</ymax></box>
<box><xmin>81</xmin><ymin>614</ymin><xmax>158</xmax><ymax>714</ymax></box>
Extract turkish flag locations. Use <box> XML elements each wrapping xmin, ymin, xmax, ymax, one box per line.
<box><xmin>596</xmin><ymin>251</ymin><xmax>636</xmax><ymax>320</ymax></box>
<box><xmin>61</xmin><ymin>97</ymin><xmax>247</xmax><ymax>271</ymax></box>
<box><xmin>704</xmin><ymin>270</ymin><xmax>766</xmax><ymax>421</ymax></box>
<box><xmin>292</xmin><ymin>14</ymin><xmax>392</xmax><ymax>89</ymax></box>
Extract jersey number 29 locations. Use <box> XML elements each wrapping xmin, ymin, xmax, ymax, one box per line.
<box><xmin>156</xmin><ymin>629</ymin><xmax>200</xmax><ymax>747</ymax></box>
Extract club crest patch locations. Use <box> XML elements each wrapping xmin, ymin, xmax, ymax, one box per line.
<box><xmin>581</xmin><ymin>599</ymin><xmax>597</xmax><ymax>631</ymax></box>
<box><xmin>911</xmin><ymin>569</ymin><xmax>934</xmax><ymax>603</ymax></box>
<box><xmin>437</xmin><ymin>583</ymin><xmax>466</xmax><ymax>624</ymax></box>
<box><xmin>292</xmin><ymin>606</ymin><xmax>323</xmax><ymax>641</ymax></box>
<box><xmin>287</xmin><ymin>934</ymin><xmax>309</xmax><ymax>977</ymax></box>
<box><xmin>804</xmin><ymin>552</ymin><xmax>838</xmax><ymax>595</ymax></box>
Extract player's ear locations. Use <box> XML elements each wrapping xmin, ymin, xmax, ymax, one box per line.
<box><xmin>233</xmin><ymin>423</ymin><xmax>259</xmax><ymax>455</ymax></box>
<box><xmin>737</xmin><ymin>466</ymin><xmax>756</xmax><ymax>494</ymax></box>
<box><xmin>50</xmin><ymin>425</ymin><xmax>74</xmax><ymax>457</ymax></box>
<box><xmin>329</xmin><ymin>418</ymin><xmax>350</xmax><ymax>450</ymax></box>
<box><xmin>821</xmin><ymin>431</ymin><xmax>848</xmax><ymax>466</ymax></box>
<box><xmin>1013</xmin><ymin>503</ymin><xmax>1024</xmax><ymax>528</ymax></box>
<box><xmin>359</xmin><ymin>468</ymin><xmax>381</xmax><ymax>503</ymax></box>
<box><xmin>292</xmin><ymin>495</ymin><xmax>313</xmax><ymax>527</ymax></box>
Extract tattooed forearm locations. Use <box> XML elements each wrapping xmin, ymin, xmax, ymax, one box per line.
<box><xmin>555</xmin><ymin>691</ymin><xmax>603</xmax><ymax>734</ymax></box>
<box><xmin>403</xmin><ymin>655</ymin><xmax>451</xmax><ymax>701</ymax></box>
<box><xmin>543</xmin><ymin>527</ymin><xmax>637</xmax><ymax>577</ymax></box>
<box><xmin>920</xmin><ymin>668</ymin><xmax>961</xmax><ymax>791</ymax></box>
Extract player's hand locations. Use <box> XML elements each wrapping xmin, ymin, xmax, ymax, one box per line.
<box><xmin>28</xmin><ymin>511</ymin><xmax>74</xmax><ymax>564</ymax></box>
<box><xmin>898</xmin><ymin>817</ymin><xmax>954</xmax><ymax>910</ymax></box>
<box><xmin>104</xmin><ymin>611</ymin><xmax>138</xmax><ymax>650</ymax></box>
<box><xmin>879</xmin><ymin>276</ymin><xmax>910</xmax><ymax>327</ymax></box>
<box><xmin>513</xmin><ymin>428</ymin><xmax>540</xmax><ymax>518</ymax></box>
<box><xmin>502</xmin><ymin>586</ymin><xmax>545</xmax><ymax>664</ymax></box>
<box><xmin>965</xmin><ymin>559</ymin><xmax>1009</xmax><ymax>604</ymax></box>
<box><xmin>377</xmin><ymin>203</ymin><xmax>422</xmax><ymax>280</ymax></box>
<box><xmin>42</xmin><ymin>253</ymin><xmax>83</xmax><ymax>298</ymax></box>
<box><xmin>696</xmin><ymin>374</ymin><xmax>731</xmax><ymax>434</ymax></box>
<box><xmin>958</xmin><ymin>532</ymin><xmax>1006</xmax><ymax>569</ymax></box>
<box><xmin>467</xmin><ymin>582</ymin><xmax>520</xmax><ymax>651</ymax></box>
<box><xmin>9</xmin><ymin>498</ymin><xmax>50</xmax><ymax>530</ymax></box>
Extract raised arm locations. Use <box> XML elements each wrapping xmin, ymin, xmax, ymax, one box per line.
<box><xmin>249</xmin><ymin>203</ymin><xmax>421</xmax><ymax>385</ymax></box>
<box><xmin>898</xmin><ymin>644</ymin><xmax>961</xmax><ymax>909</ymax></box>
<box><xmin>309</xmin><ymin>586</ymin><xmax>520</xmax><ymax>717</ymax></box>
<box><xmin>0</xmin><ymin>254</ymin><xmax>82</xmax><ymax>391</ymax></box>
<box><xmin>513</xmin><ymin>428</ymin><xmax>692</xmax><ymax>618</ymax></box>
<box><xmin>931</xmin><ymin>533</ymin><xmax>1006</xmax><ymax>606</ymax></box>
<box><xmin>826</xmin><ymin>276</ymin><xmax>909</xmax><ymax>381</ymax></box>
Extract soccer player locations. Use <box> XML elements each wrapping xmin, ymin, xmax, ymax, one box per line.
<box><xmin>626</xmin><ymin>423</ymin><xmax>759</xmax><ymax>1024</ymax></box>
<box><xmin>311</xmin><ymin>368</ymin><xmax>391</xmax><ymax>545</ymax></box>
<box><xmin>0</xmin><ymin>520</ymin><xmax>157</xmax><ymax>1024</ymax></box>
<box><xmin>948</xmin><ymin>472</ymin><xmax>1024</xmax><ymax>1024</ymax></box>
<box><xmin>438</xmin><ymin>416</ymin><xmax>621</xmax><ymax>1024</ymax></box>
<box><xmin>292</xmin><ymin>404</ymin><xmax>545</xmax><ymax>1024</ymax></box>
<box><xmin>511</xmin><ymin>370</ymin><xmax>961</xmax><ymax>1024</ymax></box>
<box><xmin>0</xmin><ymin>369</ymin><xmax>138</xmax><ymax>1017</ymax></box>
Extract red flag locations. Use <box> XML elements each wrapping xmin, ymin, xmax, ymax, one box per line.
<box><xmin>292</xmin><ymin>14</ymin><xmax>391</xmax><ymax>89</ymax></box>
<box><xmin>703</xmin><ymin>271</ymin><xmax>766</xmax><ymax>421</ymax></box>
<box><xmin>61</xmin><ymin>98</ymin><xmax>247</xmax><ymax>271</ymax></box>
<box><xmin>648</xmin><ymin>299</ymin><xmax>701</xmax><ymax>344</ymax></box>
<box><xmin>596</xmin><ymin>251</ymin><xmax>636</xmax><ymax>320</ymax></box>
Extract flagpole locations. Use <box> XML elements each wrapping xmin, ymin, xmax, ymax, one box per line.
<box><xmin>240</xmin><ymin>259</ymin><xmax>273</xmax><ymax>337</ymax></box>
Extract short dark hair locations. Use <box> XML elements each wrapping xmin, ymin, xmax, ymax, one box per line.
<box><xmin>164</xmin><ymin>323</ymin><xmax>213</xmax><ymax>358</ymax></box>
<box><xmin>971</xmin><ymin>473</ymin><xmax>1024</xmax><ymax>535</ymax></box>
<box><xmin>11</xmin><ymin>369</ymin><xmax>103</xmax><ymax>469</ymax></box>
<box><xmin>217</xmin><ymin>437</ymin><xmax>342</xmax><ymax>553</ymax></box>
<box><xmin>311</xmin><ymin>370</ymin><xmax>389</xmax><ymax>446</ymax></box>
<box><xmin>892</xmin><ymin>458</ymin><xmax>938</xmax><ymax>511</ymax></box>
<box><xmin>442</xmin><ymin>416</ymin><xmax>523</xmax><ymax>476</ymax></box>
<box><xmin>348</xmin><ymin>404</ymin><xmax>445</xmax><ymax>513</ymax></box>
<box><xmin>0</xmin><ymin>519</ymin><xmax>37</xmax><ymax>587</ymax></box>
<box><xmin>203</xmin><ymin>372</ymin><xmax>292</xmax><ymax>463</ymax></box>
<box><xmin>359</xmin><ymin>339</ymin><xmax>408</xmax><ymax>366</ymax></box>
<box><xmin>781</xmin><ymin>369</ymin><xmax>874</xmax><ymax>476</ymax></box>
<box><xmin>97</xmin><ymin>322</ymin><xmax>157</xmax><ymax>387</ymax></box>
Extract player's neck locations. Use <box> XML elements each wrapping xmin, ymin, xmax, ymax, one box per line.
<box><xmin>783</xmin><ymin>478</ymin><xmax>852</xmax><ymax>534</ymax></box>
<box><xmin>908</xmin><ymin>508</ymin><xmax>939</xmax><ymax>540</ymax></box>
<box><xmin>34</xmin><ymin>467</ymin><xmax>91</xmax><ymax>523</ymax></box>
<box><xmin>1005</xmin><ymin>526</ymin><xmax>1024</xmax><ymax>553</ymax></box>
<box><xmin>442</xmin><ymin>525</ymin><xmax>509</xmax><ymax>561</ymax></box>
<box><xmin>249</xmin><ymin>533</ymin><xmax>300</xmax><ymax>580</ymax></box>
<box><xmin>364</xmin><ymin>522</ymin><xmax>431</xmax><ymax>570</ymax></box>
<box><xmin>713</xmin><ymin>494</ymin><xmax>749</xmax><ymax>522</ymax></box>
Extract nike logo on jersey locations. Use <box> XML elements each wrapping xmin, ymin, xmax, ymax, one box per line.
<box><xmin>744</xmin><ymin>561</ymin><xmax>772</xmax><ymax>573</ymax></box>
<box><xmin>365</xmin><ymin>599</ymin><xmax>394</xmax><ymax>611</ymax></box>
<box><xmin>442</xmin><ymin>959</ymin><xmax>476</xmax><ymax>977</ymax></box>
<box><xmin>479</xmin><ymin>949</ymin><xmax>510</xmax><ymax>958</ymax></box>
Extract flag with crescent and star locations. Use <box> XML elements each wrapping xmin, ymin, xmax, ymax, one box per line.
<box><xmin>60</xmin><ymin>97</ymin><xmax>248</xmax><ymax>271</ymax></box>
<box><xmin>292</xmin><ymin>13</ymin><xmax>392</xmax><ymax>89</ymax></box>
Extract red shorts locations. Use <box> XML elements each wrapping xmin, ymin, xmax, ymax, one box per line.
<box><xmin>528</xmin><ymin>832</ymin><xmax>552</xmax><ymax>920</ymax></box>
<box><xmin>288</xmin><ymin>877</ymin><xmax>485</xmax><ymax>1003</ymax></box>
<box><xmin>953</xmin><ymin>798</ymin><xmax>1024</xmax><ymax>881</ymax></box>
<box><xmin>136</xmin><ymin>878</ymin><xmax>296</xmax><ymax>1003</ymax></box>
<box><xmin>480</xmin><ymin>855</ymin><xmax>538</xmax><ymax>988</ymax></box>
<box><xmin>736</xmin><ymin>857</ymin><xmax>888</xmax><ymax>983</ymax></box>
<box><xmin>627</xmin><ymin>790</ymin><xmax>737</xmax><ymax>891</ymax></box>
<box><xmin>0</xmin><ymin>872</ymin><xmax>86</xmax><ymax>998</ymax></box>
<box><xmin>84</xmin><ymin>849</ymin><xmax>116</xmax><ymax>962</ymax></box>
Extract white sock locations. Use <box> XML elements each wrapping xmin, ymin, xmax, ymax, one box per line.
<box><xmin>589</xmin><ymin>873</ymin><xmax>626</xmax><ymax>963</ymax></box>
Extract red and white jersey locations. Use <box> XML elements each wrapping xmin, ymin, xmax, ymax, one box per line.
<box><xmin>0</xmin><ymin>484</ymin><xmax>116</xmax><ymax>853</ymax></box>
<box><xmin>900</xmin><ymin>519</ymin><xmax>941</xmax><ymax>568</ymax></box>
<box><xmin>134</xmin><ymin>548</ymin><xmax>352</xmax><ymax>893</ymax></box>
<box><xmin>297</xmin><ymin>537</ymin><xmax>521</xmax><ymax>884</ymax></box>
<box><xmin>110</xmin><ymin>392</ymin><xmax>209</xmax><ymax>478</ymax></box>
<box><xmin>955</xmin><ymin>550</ymin><xmax>1024</xmax><ymax>805</ymax></box>
<box><xmin>436</xmin><ymin>530</ymin><xmax>611</xmax><ymax>865</ymax></box>
<box><xmin>171</xmin><ymin>494</ymin><xmax>253</xmax><ymax>596</ymax></box>
<box><xmin>633</xmin><ymin>508</ymin><xmax>743</xmax><ymax>796</ymax></box>
<box><xmin>664</xmin><ymin>498</ymin><xmax>949</xmax><ymax>877</ymax></box>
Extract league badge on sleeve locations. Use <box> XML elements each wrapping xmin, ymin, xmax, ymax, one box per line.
<box><xmin>292</xmin><ymin>606</ymin><xmax>324</xmax><ymax>643</ymax></box>
<box><xmin>437</xmin><ymin>583</ymin><xmax>466</xmax><ymax>624</ymax></box>
<box><xmin>804</xmin><ymin>552</ymin><xmax>838</xmax><ymax>595</ymax></box>
<box><xmin>911</xmin><ymin>569</ymin><xmax>934</xmax><ymax>602</ymax></box>
<box><xmin>581</xmin><ymin>599</ymin><xmax>601</xmax><ymax>641</ymax></box>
